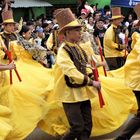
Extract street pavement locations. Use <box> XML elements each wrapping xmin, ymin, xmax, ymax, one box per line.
<box><xmin>25</xmin><ymin>128</ymin><xmax>140</xmax><ymax>140</ymax></box>
<box><xmin>25</xmin><ymin>115</ymin><xmax>140</xmax><ymax>140</ymax></box>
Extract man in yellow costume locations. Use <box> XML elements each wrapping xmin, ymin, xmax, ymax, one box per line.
<box><xmin>104</xmin><ymin>7</ymin><xmax>126</xmax><ymax>70</ymax></box>
<box><xmin>54</xmin><ymin>8</ymin><xmax>101</xmax><ymax>140</ymax></box>
<box><xmin>0</xmin><ymin>0</ymin><xmax>17</xmax><ymax>57</ymax></box>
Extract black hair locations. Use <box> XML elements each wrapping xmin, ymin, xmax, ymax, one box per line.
<box><xmin>98</xmin><ymin>17</ymin><xmax>105</xmax><ymax>22</ymax></box>
<box><xmin>93</xmin><ymin>11</ymin><xmax>100</xmax><ymax>17</ymax></box>
<box><xmin>26</xmin><ymin>21</ymin><xmax>34</xmax><ymax>26</ymax></box>
<box><xmin>19</xmin><ymin>25</ymin><xmax>30</xmax><ymax>35</ymax></box>
<box><xmin>42</xmin><ymin>23</ymin><xmax>49</xmax><ymax>29</ymax></box>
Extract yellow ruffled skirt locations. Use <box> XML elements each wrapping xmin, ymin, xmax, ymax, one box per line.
<box><xmin>0</xmin><ymin>57</ymin><xmax>53</xmax><ymax>140</ymax></box>
<box><xmin>39</xmin><ymin>66</ymin><xmax>137</xmax><ymax>136</ymax></box>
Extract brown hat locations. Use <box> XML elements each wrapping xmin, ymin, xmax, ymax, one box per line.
<box><xmin>134</xmin><ymin>3</ymin><xmax>140</xmax><ymax>19</ymax></box>
<box><xmin>134</xmin><ymin>3</ymin><xmax>140</xmax><ymax>27</ymax></box>
<box><xmin>111</xmin><ymin>7</ymin><xmax>124</xmax><ymax>20</ymax></box>
<box><xmin>55</xmin><ymin>8</ymin><xmax>82</xmax><ymax>34</ymax></box>
<box><xmin>1</xmin><ymin>3</ymin><xmax>15</xmax><ymax>24</ymax></box>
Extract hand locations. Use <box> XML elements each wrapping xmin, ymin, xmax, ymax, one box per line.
<box><xmin>93</xmin><ymin>81</ymin><xmax>101</xmax><ymax>90</ymax></box>
<box><xmin>7</xmin><ymin>61</ymin><xmax>16</xmax><ymax>70</ymax></box>
<box><xmin>100</xmin><ymin>61</ymin><xmax>106</xmax><ymax>67</ymax></box>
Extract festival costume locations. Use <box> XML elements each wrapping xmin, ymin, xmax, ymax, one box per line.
<box><xmin>0</xmin><ymin>2</ymin><xmax>53</xmax><ymax>139</ymax></box>
<box><xmin>0</xmin><ymin>80</ymin><xmax>12</xmax><ymax>140</ymax></box>
<box><xmin>39</xmin><ymin>25</ymin><xmax>137</xmax><ymax>138</ymax></box>
<box><xmin>115</xmin><ymin>28</ymin><xmax>140</xmax><ymax>139</ymax></box>
<box><xmin>0</xmin><ymin>35</ymin><xmax>54</xmax><ymax>140</ymax></box>
<box><xmin>49</xmin><ymin>8</ymin><xmax>96</xmax><ymax>140</ymax></box>
<box><xmin>104</xmin><ymin>7</ymin><xmax>126</xmax><ymax>70</ymax></box>
<box><xmin>113</xmin><ymin>31</ymin><xmax>140</xmax><ymax>139</ymax></box>
<box><xmin>0</xmin><ymin>35</ymin><xmax>54</xmax><ymax>139</ymax></box>
<box><xmin>0</xmin><ymin>4</ymin><xmax>138</xmax><ymax>140</ymax></box>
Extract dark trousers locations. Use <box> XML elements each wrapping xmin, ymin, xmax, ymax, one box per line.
<box><xmin>61</xmin><ymin>100</ymin><xmax>92</xmax><ymax>140</ymax></box>
<box><xmin>105</xmin><ymin>57</ymin><xmax>125</xmax><ymax>70</ymax></box>
<box><xmin>116</xmin><ymin>91</ymin><xmax>140</xmax><ymax>140</ymax></box>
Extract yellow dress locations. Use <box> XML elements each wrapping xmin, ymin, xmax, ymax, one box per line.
<box><xmin>0</xmin><ymin>72</ymin><xmax>13</xmax><ymax>140</ymax></box>
<box><xmin>0</xmin><ymin>103</ymin><xmax>12</xmax><ymax>140</ymax></box>
<box><xmin>0</xmin><ymin>41</ymin><xmax>54</xmax><ymax>140</ymax></box>
<box><xmin>39</xmin><ymin>39</ymin><xmax>137</xmax><ymax>136</ymax></box>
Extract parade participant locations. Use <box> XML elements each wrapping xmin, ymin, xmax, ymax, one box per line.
<box><xmin>104</xmin><ymin>7</ymin><xmax>126</xmax><ymax>70</ymax></box>
<box><xmin>18</xmin><ymin>25</ymin><xmax>48</xmax><ymax>67</ymax></box>
<box><xmin>38</xmin><ymin>9</ymin><xmax>139</xmax><ymax>140</ymax></box>
<box><xmin>115</xmin><ymin>4</ymin><xmax>140</xmax><ymax>140</ymax></box>
<box><xmin>0</xmin><ymin>1</ymin><xmax>53</xmax><ymax>139</ymax></box>
<box><xmin>53</xmin><ymin>8</ymin><xmax>101</xmax><ymax>140</ymax></box>
<box><xmin>0</xmin><ymin>3</ymin><xmax>138</xmax><ymax>140</ymax></box>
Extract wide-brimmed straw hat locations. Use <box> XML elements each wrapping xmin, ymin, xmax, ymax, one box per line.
<box><xmin>55</xmin><ymin>8</ymin><xmax>82</xmax><ymax>34</ymax></box>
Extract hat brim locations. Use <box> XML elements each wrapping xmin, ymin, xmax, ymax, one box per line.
<box><xmin>2</xmin><ymin>19</ymin><xmax>16</xmax><ymax>25</ymax></box>
<box><xmin>59</xmin><ymin>25</ymin><xmax>82</xmax><ymax>35</ymax></box>
<box><xmin>2</xmin><ymin>22</ymin><xmax>16</xmax><ymax>25</ymax></box>
<box><xmin>111</xmin><ymin>15</ymin><xmax>124</xmax><ymax>20</ymax></box>
<box><xmin>58</xmin><ymin>20</ymin><xmax>82</xmax><ymax>35</ymax></box>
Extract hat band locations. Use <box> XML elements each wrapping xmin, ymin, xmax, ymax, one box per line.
<box><xmin>112</xmin><ymin>15</ymin><xmax>124</xmax><ymax>19</ymax></box>
<box><xmin>3</xmin><ymin>19</ymin><xmax>15</xmax><ymax>23</ymax></box>
<box><xmin>64</xmin><ymin>20</ymin><xmax>81</xmax><ymax>28</ymax></box>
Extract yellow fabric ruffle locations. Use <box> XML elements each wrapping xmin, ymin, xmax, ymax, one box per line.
<box><xmin>0</xmin><ymin>32</ymin><xmax>139</xmax><ymax>139</ymax></box>
<box><xmin>0</xmin><ymin>41</ymin><xmax>54</xmax><ymax>140</ymax></box>
<box><xmin>0</xmin><ymin>105</ymin><xmax>12</xmax><ymax>140</ymax></box>
<box><xmin>39</xmin><ymin>35</ymin><xmax>138</xmax><ymax>136</ymax></box>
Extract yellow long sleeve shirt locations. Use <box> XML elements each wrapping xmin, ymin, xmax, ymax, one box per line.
<box><xmin>124</xmin><ymin>32</ymin><xmax>140</xmax><ymax>91</ymax></box>
<box><xmin>104</xmin><ymin>25</ymin><xmax>125</xmax><ymax>58</ymax></box>
<box><xmin>54</xmin><ymin>42</ymin><xmax>97</xmax><ymax>103</ymax></box>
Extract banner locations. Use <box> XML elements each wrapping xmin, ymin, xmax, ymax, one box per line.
<box><xmin>87</xmin><ymin>0</ymin><xmax>110</xmax><ymax>9</ymax></box>
<box><xmin>111</xmin><ymin>0</ymin><xmax>140</xmax><ymax>7</ymax></box>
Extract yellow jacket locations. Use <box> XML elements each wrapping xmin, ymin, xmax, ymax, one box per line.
<box><xmin>124</xmin><ymin>32</ymin><xmax>140</xmax><ymax>91</ymax></box>
<box><xmin>54</xmin><ymin>41</ymin><xmax>97</xmax><ymax>103</ymax></box>
<box><xmin>104</xmin><ymin>25</ymin><xmax>125</xmax><ymax>58</ymax></box>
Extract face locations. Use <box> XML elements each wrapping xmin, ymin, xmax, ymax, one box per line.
<box><xmin>95</xmin><ymin>13</ymin><xmax>101</xmax><ymax>21</ymax></box>
<box><xmin>128</xmin><ymin>14</ymin><xmax>133</xmax><ymax>21</ymax></box>
<box><xmin>23</xmin><ymin>30</ymin><xmax>32</xmax><ymax>40</ymax></box>
<box><xmin>28</xmin><ymin>25</ymin><xmax>35</xmax><ymax>32</ymax></box>
<box><xmin>96</xmin><ymin>21</ymin><xmax>104</xmax><ymax>29</ymax></box>
<box><xmin>38</xmin><ymin>32</ymin><xmax>45</xmax><ymax>39</ymax></box>
<box><xmin>4</xmin><ymin>23</ymin><xmax>15</xmax><ymax>33</ymax></box>
<box><xmin>113</xmin><ymin>18</ymin><xmax>123</xmax><ymax>26</ymax></box>
<box><xmin>44</xmin><ymin>24</ymin><xmax>52</xmax><ymax>32</ymax></box>
<box><xmin>66</xmin><ymin>27</ymin><xmax>82</xmax><ymax>43</ymax></box>
<box><xmin>106</xmin><ymin>11</ymin><xmax>111</xmax><ymax>16</ymax></box>
<box><xmin>88</xmin><ymin>17</ymin><xmax>94</xmax><ymax>24</ymax></box>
